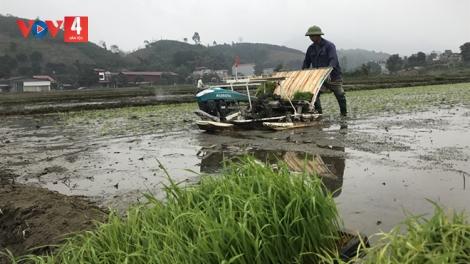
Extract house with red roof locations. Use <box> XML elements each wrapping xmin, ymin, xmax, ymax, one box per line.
<box><xmin>33</xmin><ymin>75</ymin><xmax>57</xmax><ymax>83</ymax></box>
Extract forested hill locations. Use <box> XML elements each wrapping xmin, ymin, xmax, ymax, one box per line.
<box><xmin>0</xmin><ymin>13</ymin><xmax>390</xmax><ymax>82</ymax></box>
<box><xmin>0</xmin><ymin>14</ymin><xmax>127</xmax><ymax>70</ymax></box>
<box><xmin>126</xmin><ymin>40</ymin><xmax>307</xmax><ymax>78</ymax></box>
<box><xmin>126</xmin><ymin>40</ymin><xmax>390</xmax><ymax>78</ymax></box>
<box><xmin>337</xmin><ymin>49</ymin><xmax>391</xmax><ymax>72</ymax></box>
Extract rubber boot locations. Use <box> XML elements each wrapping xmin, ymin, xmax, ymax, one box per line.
<box><xmin>335</xmin><ymin>93</ymin><xmax>347</xmax><ymax>116</ymax></box>
<box><xmin>314</xmin><ymin>92</ymin><xmax>323</xmax><ymax>114</ymax></box>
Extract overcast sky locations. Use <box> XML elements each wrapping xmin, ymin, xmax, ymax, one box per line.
<box><xmin>1</xmin><ymin>0</ymin><xmax>469</xmax><ymax>57</ymax></box>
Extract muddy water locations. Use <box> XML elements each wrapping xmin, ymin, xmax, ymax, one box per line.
<box><xmin>1</xmin><ymin>106</ymin><xmax>469</xmax><ymax>238</ymax></box>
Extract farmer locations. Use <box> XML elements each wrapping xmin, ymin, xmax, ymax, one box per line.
<box><xmin>301</xmin><ymin>25</ymin><xmax>347</xmax><ymax>117</ymax></box>
<box><xmin>196</xmin><ymin>76</ymin><xmax>205</xmax><ymax>94</ymax></box>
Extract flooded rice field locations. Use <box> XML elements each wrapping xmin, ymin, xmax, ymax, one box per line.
<box><xmin>1</xmin><ymin>103</ymin><xmax>469</xmax><ymax>238</ymax></box>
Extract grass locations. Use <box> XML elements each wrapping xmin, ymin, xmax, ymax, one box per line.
<box><xmin>8</xmin><ymin>154</ymin><xmax>346</xmax><ymax>263</ymax></box>
<box><xmin>355</xmin><ymin>200</ymin><xmax>470</xmax><ymax>264</ymax></box>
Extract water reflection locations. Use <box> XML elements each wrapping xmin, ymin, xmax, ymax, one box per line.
<box><xmin>198</xmin><ymin>146</ymin><xmax>345</xmax><ymax>197</ymax></box>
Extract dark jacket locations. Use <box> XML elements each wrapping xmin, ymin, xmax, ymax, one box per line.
<box><xmin>301</xmin><ymin>38</ymin><xmax>342</xmax><ymax>81</ymax></box>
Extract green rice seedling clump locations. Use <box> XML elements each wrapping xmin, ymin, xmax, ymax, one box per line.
<box><xmin>293</xmin><ymin>91</ymin><xmax>314</xmax><ymax>101</ymax></box>
<box><xmin>16</xmin><ymin>154</ymin><xmax>344</xmax><ymax>264</ymax></box>
<box><xmin>358</xmin><ymin>200</ymin><xmax>470</xmax><ymax>264</ymax></box>
<box><xmin>255</xmin><ymin>81</ymin><xmax>277</xmax><ymax>96</ymax></box>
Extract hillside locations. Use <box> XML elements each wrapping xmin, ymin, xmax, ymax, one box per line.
<box><xmin>337</xmin><ymin>49</ymin><xmax>391</xmax><ymax>72</ymax></box>
<box><xmin>0</xmin><ymin>14</ymin><xmax>391</xmax><ymax>85</ymax></box>
<box><xmin>0</xmin><ymin>14</ymin><xmax>129</xmax><ymax>74</ymax></box>
<box><xmin>126</xmin><ymin>40</ymin><xmax>391</xmax><ymax>80</ymax></box>
<box><xmin>126</xmin><ymin>40</ymin><xmax>306</xmax><ymax>79</ymax></box>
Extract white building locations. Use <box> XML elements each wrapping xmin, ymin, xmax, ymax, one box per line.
<box><xmin>214</xmin><ymin>69</ymin><xmax>229</xmax><ymax>78</ymax></box>
<box><xmin>263</xmin><ymin>68</ymin><xmax>275</xmax><ymax>75</ymax></box>
<box><xmin>232</xmin><ymin>63</ymin><xmax>255</xmax><ymax>77</ymax></box>
<box><xmin>23</xmin><ymin>80</ymin><xmax>51</xmax><ymax>92</ymax></box>
<box><xmin>372</xmin><ymin>58</ymin><xmax>389</xmax><ymax>75</ymax></box>
<box><xmin>193</xmin><ymin>67</ymin><xmax>212</xmax><ymax>76</ymax></box>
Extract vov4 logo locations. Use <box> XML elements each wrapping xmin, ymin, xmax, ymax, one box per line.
<box><xmin>16</xmin><ymin>16</ymin><xmax>88</xmax><ymax>42</ymax></box>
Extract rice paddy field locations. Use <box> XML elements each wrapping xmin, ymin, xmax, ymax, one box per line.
<box><xmin>1</xmin><ymin>82</ymin><xmax>470</xmax><ymax>263</ymax></box>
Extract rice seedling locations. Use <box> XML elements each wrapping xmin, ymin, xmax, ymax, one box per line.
<box><xmin>52</xmin><ymin>103</ymin><xmax>199</xmax><ymax>136</ymax></box>
<box><xmin>293</xmin><ymin>91</ymin><xmax>314</xmax><ymax>101</ymax></box>
<box><xmin>12</xmin><ymin>153</ymin><xmax>348</xmax><ymax>264</ymax></box>
<box><xmin>45</xmin><ymin>82</ymin><xmax>470</xmax><ymax>135</ymax></box>
<box><xmin>353</xmin><ymin>199</ymin><xmax>470</xmax><ymax>264</ymax></box>
<box><xmin>321</xmin><ymin>83</ymin><xmax>470</xmax><ymax>117</ymax></box>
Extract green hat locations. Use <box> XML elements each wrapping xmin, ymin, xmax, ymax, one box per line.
<box><xmin>305</xmin><ymin>25</ymin><xmax>324</xmax><ymax>36</ymax></box>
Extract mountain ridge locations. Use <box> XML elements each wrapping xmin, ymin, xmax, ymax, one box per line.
<box><xmin>0</xmin><ymin>14</ymin><xmax>391</xmax><ymax>82</ymax></box>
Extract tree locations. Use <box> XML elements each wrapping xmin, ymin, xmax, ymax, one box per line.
<box><xmin>18</xmin><ymin>67</ymin><xmax>32</xmax><ymax>75</ymax></box>
<box><xmin>366</xmin><ymin>61</ymin><xmax>382</xmax><ymax>73</ymax></box>
<box><xmin>172</xmin><ymin>50</ymin><xmax>199</xmax><ymax>67</ymax></box>
<box><xmin>9</xmin><ymin>41</ymin><xmax>17</xmax><ymax>52</ymax></box>
<box><xmin>274</xmin><ymin>64</ymin><xmax>283</xmax><ymax>72</ymax></box>
<box><xmin>192</xmin><ymin>32</ymin><xmax>200</xmax><ymax>44</ymax></box>
<box><xmin>254</xmin><ymin>63</ymin><xmax>264</xmax><ymax>75</ymax></box>
<box><xmin>162</xmin><ymin>72</ymin><xmax>175</xmax><ymax>85</ymax></box>
<box><xmin>386</xmin><ymin>54</ymin><xmax>404</xmax><ymax>74</ymax></box>
<box><xmin>144</xmin><ymin>40</ymin><xmax>150</xmax><ymax>48</ymax></box>
<box><xmin>117</xmin><ymin>73</ymin><xmax>128</xmax><ymax>87</ymax></box>
<box><xmin>340</xmin><ymin>56</ymin><xmax>348</xmax><ymax>72</ymax></box>
<box><xmin>45</xmin><ymin>62</ymin><xmax>67</xmax><ymax>75</ymax></box>
<box><xmin>29</xmin><ymin>51</ymin><xmax>43</xmax><ymax>62</ymax></box>
<box><xmin>31</xmin><ymin>61</ymin><xmax>41</xmax><ymax>75</ymax></box>
<box><xmin>460</xmin><ymin>42</ymin><xmax>470</xmax><ymax>62</ymax></box>
<box><xmin>407</xmin><ymin>52</ymin><xmax>426</xmax><ymax>67</ymax></box>
<box><xmin>359</xmin><ymin>64</ymin><xmax>372</xmax><ymax>75</ymax></box>
<box><xmin>109</xmin><ymin>74</ymin><xmax>118</xmax><ymax>87</ymax></box>
<box><xmin>1</xmin><ymin>55</ymin><xmax>17</xmax><ymax>70</ymax></box>
<box><xmin>99</xmin><ymin>40</ymin><xmax>107</xmax><ymax>50</ymax></box>
<box><xmin>78</xmin><ymin>68</ymin><xmax>99</xmax><ymax>87</ymax></box>
<box><xmin>173</xmin><ymin>65</ymin><xmax>191</xmax><ymax>84</ymax></box>
<box><xmin>134</xmin><ymin>75</ymin><xmax>144</xmax><ymax>83</ymax></box>
<box><xmin>16</xmin><ymin>53</ymin><xmax>27</xmax><ymax>62</ymax></box>
<box><xmin>416</xmin><ymin>52</ymin><xmax>426</xmax><ymax>64</ymax></box>
<box><xmin>427</xmin><ymin>52</ymin><xmax>438</xmax><ymax>61</ymax></box>
<box><xmin>110</xmin><ymin>44</ymin><xmax>120</xmax><ymax>53</ymax></box>
<box><xmin>183</xmin><ymin>38</ymin><xmax>188</xmax><ymax>43</ymax></box>
<box><xmin>213</xmin><ymin>41</ymin><xmax>217</xmax><ymax>45</ymax></box>
<box><xmin>0</xmin><ymin>65</ymin><xmax>11</xmax><ymax>79</ymax></box>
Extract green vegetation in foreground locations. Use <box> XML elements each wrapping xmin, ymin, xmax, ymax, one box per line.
<box><xmin>360</xmin><ymin>200</ymin><xmax>470</xmax><ymax>264</ymax></box>
<box><xmin>4</xmin><ymin>154</ymin><xmax>470</xmax><ymax>263</ymax></box>
<box><xmin>9</xmin><ymin>154</ymin><xmax>346</xmax><ymax>263</ymax></box>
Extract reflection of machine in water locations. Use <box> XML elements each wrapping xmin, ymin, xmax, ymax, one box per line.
<box><xmin>198</xmin><ymin>147</ymin><xmax>345</xmax><ymax>197</ymax></box>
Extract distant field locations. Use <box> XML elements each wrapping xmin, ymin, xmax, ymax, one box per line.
<box><xmin>0</xmin><ymin>87</ymin><xmax>156</xmax><ymax>105</ymax></box>
<box><xmin>342</xmin><ymin>73</ymin><xmax>470</xmax><ymax>90</ymax></box>
<box><xmin>1</xmin><ymin>74</ymin><xmax>469</xmax><ymax>116</ymax></box>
